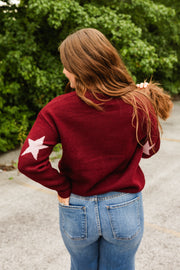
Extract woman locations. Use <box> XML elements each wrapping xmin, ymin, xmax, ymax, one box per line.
<box><xmin>18</xmin><ymin>28</ymin><xmax>173</xmax><ymax>270</ymax></box>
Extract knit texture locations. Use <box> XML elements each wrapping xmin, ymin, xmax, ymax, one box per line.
<box><xmin>18</xmin><ymin>91</ymin><xmax>160</xmax><ymax>198</ymax></box>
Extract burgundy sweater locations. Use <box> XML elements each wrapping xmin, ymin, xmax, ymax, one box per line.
<box><xmin>18</xmin><ymin>91</ymin><xmax>160</xmax><ymax>198</ymax></box>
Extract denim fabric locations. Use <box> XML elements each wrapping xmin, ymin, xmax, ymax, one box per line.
<box><xmin>59</xmin><ymin>192</ymin><xmax>144</xmax><ymax>270</ymax></box>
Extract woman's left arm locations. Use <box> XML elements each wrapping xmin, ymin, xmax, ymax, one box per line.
<box><xmin>18</xmin><ymin>109</ymin><xmax>71</xmax><ymax>198</ymax></box>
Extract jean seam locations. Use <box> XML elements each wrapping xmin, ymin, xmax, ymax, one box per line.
<box><xmin>70</xmin><ymin>192</ymin><xmax>126</xmax><ymax>201</ymax></box>
<box><xmin>94</xmin><ymin>199</ymin><xmax>102</xmax><ymax>236</ymax></box>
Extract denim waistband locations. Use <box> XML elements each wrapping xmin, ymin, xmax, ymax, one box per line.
<box><xmin>70</xmin><ymin>191</ymin><xmax>141</xmax><ymax>202</ymax></box>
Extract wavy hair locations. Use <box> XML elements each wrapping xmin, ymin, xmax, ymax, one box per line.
<box><xmin>59</xmin><ymin>28</ymin><xmax>173</xmax><ymax>145</ymax></box>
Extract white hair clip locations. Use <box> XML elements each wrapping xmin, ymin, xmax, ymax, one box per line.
<box><xmin>136</xmin><ymin>82</ymin><xmax>149</xmax><ymax>89</ymax></box>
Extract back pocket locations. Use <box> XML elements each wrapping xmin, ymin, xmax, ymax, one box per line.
<box><xmin>59</xmin><ymin>204</ymin><xmax>87</xmax><ymax>240</ymax></box>
<box><xmin>106</xmin><ymin>196</ymin><xmax>140</xmax><ymax>240</ymax></box>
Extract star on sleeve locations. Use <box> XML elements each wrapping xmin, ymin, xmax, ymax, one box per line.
<box><xmin>143</xmin><ymin>140</ymin><xmax>155</xmax><ymax>156</ymax></box>
<box><xmin>21</xmin><ymin>136</ymin><xmax>48</xmax><ymax>160</ymax></box>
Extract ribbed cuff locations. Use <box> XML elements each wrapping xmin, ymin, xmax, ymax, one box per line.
<box><xmin>57</xmin><ymin>188</ymin><xmax>71</xmax><ymax>198</ymax></box>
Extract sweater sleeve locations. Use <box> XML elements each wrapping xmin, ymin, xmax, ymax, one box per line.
<box><xmin>18</xmin><ymin>110</ymin><xmax>71</xmax><ymax>198</ymax></box>
<box><xmin>140</xmin><ymin>108</ymin><xmax>160</xmax><ymax>159</ymax></box>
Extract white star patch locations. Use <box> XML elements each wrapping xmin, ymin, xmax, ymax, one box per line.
<box><xmin>143</xmin><ymin>141</ymin><xmax>155</xmax><ymax>155</ymax></box>
<box><xmin>21</xmin><ymin>136</ymin><xmax>48</xmax><ymax>160</ymax></box>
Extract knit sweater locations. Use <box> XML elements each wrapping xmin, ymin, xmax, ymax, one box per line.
<box><xmin>18</xmin><ymin>91</ymin><xmax>160</xmax><ymax>198</ymax></box>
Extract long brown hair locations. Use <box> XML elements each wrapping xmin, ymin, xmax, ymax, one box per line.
<box><xmin>59</xmin><ymin>28</ymin><xmax>173</xmax><ymax>144</ymax></box>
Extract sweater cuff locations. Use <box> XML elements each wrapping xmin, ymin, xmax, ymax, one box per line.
<box><xmin>57</xmin><ymin>188</ymin><xmax>71</xmax><ymax>198</ymax></box>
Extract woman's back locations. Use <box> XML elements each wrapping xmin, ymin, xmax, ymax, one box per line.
<box><xmin>34</xmin><ymin>90</ymin><xmax>159</xmax><ymax>197</ymax></box>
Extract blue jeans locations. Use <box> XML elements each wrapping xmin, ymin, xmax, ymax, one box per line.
<box><xmin>59</xmin><ymin>192</ymin><xmax>144</xmax><ymax>270</ymax></box>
